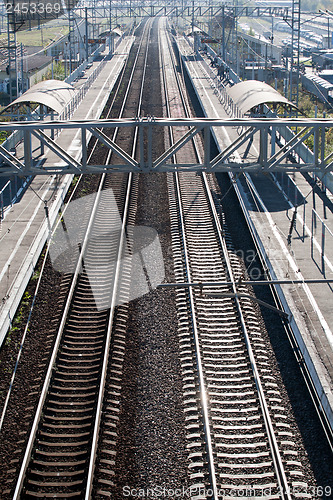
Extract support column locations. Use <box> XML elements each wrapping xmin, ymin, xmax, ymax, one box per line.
<box><xmin>23</xmin><ymin>129</ymin><xmax>32</xmax><ymax>174</ymax></box>
<box><xmin>289</xmin><ymin>0</ymin><xmax>300</xmax><ymax>107</ymax></box>
<box><xmin>85</xmin><ymin>7</ymin><xmax>89</xmax><ymax>61</ymax></box>
<box><xmin>6</xmin><ymin>4</ymin><xmax>18</xmax><ymax>103</ymax></box>
<box><xmin>68</xmin><ymin>6</ymin><xmax>75</xmax><ymax>75</ymax></box>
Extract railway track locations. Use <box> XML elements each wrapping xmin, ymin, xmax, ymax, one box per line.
<box><xmin>159</xmin><ymin>17</ymin><xmax>315</xmax><ymax>499</ymax></box>
<box><xmin>12</xmin><ymin>19</ymin><xmax>153</xmax><ymax>499</ymax></box>
<box><xmin>0</xmin><ymin>15</ymin><xmax>330</xmax><ymax>500</ymax></box>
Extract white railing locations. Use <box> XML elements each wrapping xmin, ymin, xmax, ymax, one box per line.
<box><xmin>182</xmin><ymin>38</ymin><xmax>243</xmax><ymax>117</ymax></box>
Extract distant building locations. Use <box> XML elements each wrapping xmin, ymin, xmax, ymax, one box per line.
<box><xmin>0</xmin><ymin>47</ymin><xmax>52</xmax><ymax>101</ymax></box>
<box><xmin>240</xmin><ymin>32</ymin><xmax>282</xmax><ymax>66</ymax></box>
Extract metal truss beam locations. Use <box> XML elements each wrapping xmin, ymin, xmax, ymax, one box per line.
<box><xmin>0</xmin><ymin>117</ymin><xmax>332</xmax><ymax>176</ymax></box>
<box><xmin>89</xmin><ymin>128</ymin><xmax>140</xmax><ymax>170</ymax></box>
<box><xmin>267</xmin><ymin>126</ymin><xmax>313</xmax><ymax>170</ymax></box>
<box><xmin>210</xmin><ymin>126</ymin><xmax>256</xmax><ymax>171</ymax></box>
<box><xmin>31</xmin><ymin>129</ymin><xmax>82</xmax><ymax>172</ymax></box>
<box><xmin>0</xmin><ymin>144</ymin><xmax>25</xmax><ymax>172</ymax></box>
<box><xmin>74</xmin><ymin>4</ymin><xmax>289</xmax><ymax>20</ymax></box>
<box><xmin>153</xmin><ymin>125</ymin><xmax>202</xmax><ymax>170</ymax></box>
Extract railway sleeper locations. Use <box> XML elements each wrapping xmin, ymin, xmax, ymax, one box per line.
<box><xmin>97</xmin><ymin>478</ymin><xmax>114</xmax><ymax>487</ymax></box>
<box><xmin>59</xmin><ymin>349</ymin><xmax>103</xmax><ymax>357</ymax></box>
<box><xmin>70</xmin><ymin>305</ymin><xmax>107</xmax><ymax>313</ymax></box>
<box><xmin>208</xmin><ymin>377</ymin><xmax>253</xmax><ymax>384</ymax></box>
<box><xmin>218</xmin><ymin>461</ymin><xmax>274</xmax><ymax>470</ymax></box>
<box><xmin>43</xmin><ymin>409</ymin><xmax>94</xmax><ymax>417</ymax></box>
<box><xmin>62</xmin><ymin>339</ymin><xmax>104</xmax><ymax>346</ymax></box>
<box><xmin>63</xmin><ymin>334</ymin><xmax>106</xmax><ymax>342</ymax></box>
<box><xmin>44</xmin><ymin>406</ymin><xmax>93</xmax><ymax>414</ymax></box>
<box><xmin>214</xmin><ymin>423</ymin><xmax>264</xmax><ymax>430</ymax></box>
<box><xmin>39</xmin><ymin>431</ymin><xmax>91</xmax><ymax>439</ymax></box>
<box><xmin>53</xmin><ymin>376</ymin><xmax>99</xmax><ymax>384</ymax></box>
<box><xmin>48</xmin><ymin>392</ymin><xmax>97</xmax><ymax>399</ymax></box>
<box><xmin>43</xmin><ymin>422</ymin><xmax>92</xmax><ymax>430</ymax></box>
<box><xmin>33</xmin><ymin>449</ymin><xmax>86</xmax><ymax>457</ymax></box>
<box><xmin>52</xmin><ymin>384</ymin><xmax>97</xmax><ymax>391</ymax></box>
<box><xmin>217</xmin><ymin>451</ymin><xmax>270</xmax><ymax>458</ymax></box>
<box><xmin>99</xmin><ymin>468</ymin><xmax>115</xmax><ymax>476</ymax></box>
<box><xmin>215</xmin><ymin>432</ymin><xmax>266</xmax><ymax>440</ymax></box>
<box><xmin>28</xmin><ymin>469</ymin><xmax>86</xmax><ymax>478</ymax></box>
<box><xmin>47</xmin><ymin>399</ymin><xmax>96</xmax><ymax>406</ymax></box>
<box><xmin>99</xmin><ymin>459</ymin><xmax>115</xmax><ymax>467</ymax></box>
<box><xmin>61</xmin><ymin>331</ymin><xmax>105</xmax><ymax>339</ymax></box>
<box><xmin>54</xmin><ymin>368</ymin><xmax>100</xmax><ymax>376</ymax></box>
<box><xmin>67</xmin><ymin>315</ymin><xmax>107</xmax><ymax>323</ymax></box>
<box><xmin>56</xmin><ymin>357</ymin><xmax>102</xmax><ymax>364</ymax></box>
<box><xmin>25</xmin><ymin>478</ymin><xmax>84</xmax><ymax>487</ymax></box>
<box><xmin>31</xmin><ymin>459</ymin><xmax>86</xmax><ymax>468</ymax></box>
<box><xmin>36</xmin><ymin>439</ymin><xmax>90</xmax><ymax>447</ymax></box>
<box><xmin>24</xmin><ymin>490</ymin><xmax>82</xmax><ymax>498</ymax></box>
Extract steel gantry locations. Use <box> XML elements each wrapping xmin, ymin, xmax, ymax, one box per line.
<box><xmin>0</xmin><ymin>117</ymin><xmax>333</xmax><ymax>176</ymax></box>
<box><xmin>72</xmin><ymin>2</ymin><xmax>290</xmax><ymax>21</ymax></box>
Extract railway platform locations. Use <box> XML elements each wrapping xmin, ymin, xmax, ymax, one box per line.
<box><xmin>0</xmin><ymin>35</ymin><xmax>134</xmax><ymax>345</ymax></box>
<box><xmin>176</xmin><ymin>35</ymin><xmax>333</xmax><ymax>427</ymax></box>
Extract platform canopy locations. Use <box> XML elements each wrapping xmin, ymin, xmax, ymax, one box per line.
<box><xmin>99</xmin><ymin>27</ymin><xmax>123</xmax><ymax>39</ymax></box>
<box><xmin>185</xmin><ymin>26</ymin><xmax>203</xmax><ymax>36</ymax></box>
<box><xmin>0</xmin><ymin>80</ymin><xmax>75</xmax><ymax>117</ymax></box>
<box><xmin>227</xmin><ymin>80</ymin><xmax>297</xmax><ymax>115</ymax></box>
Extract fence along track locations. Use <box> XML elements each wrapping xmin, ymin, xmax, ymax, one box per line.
<box><xmin>160</xmin><ymin>17</ymin><xmax>310</xmax><ymax>499</ymax></box>
<box><xmin>13</xmin><ymin>20</ymin><xmax>153</xmax><ymax>500</ymax></box>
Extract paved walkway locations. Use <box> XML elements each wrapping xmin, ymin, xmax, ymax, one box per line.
<box><xmin>177</xmin><ymin>35</ymin><xmax>333</xmax><ymax>424</ymax></box>
<box><xmin>0</xmin><ymin>35</ymin><xmax>134</xmax><ymax>344</ymax></box>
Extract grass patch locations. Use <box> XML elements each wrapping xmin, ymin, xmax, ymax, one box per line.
<box><xmin>6</xmin><ymin>291</ymin><xmax>32</xmax><ymax>346</ymax></box>
<box><xmin>0</xmin><ymin>24</ymin><xmax>68</xmax><ymax>48</ymax></box>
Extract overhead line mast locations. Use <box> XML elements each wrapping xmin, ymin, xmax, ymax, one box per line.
<box><xmin>289</xmin><ymin>0</ymin><xmax>301</xmax><ymax>107</ymax></box>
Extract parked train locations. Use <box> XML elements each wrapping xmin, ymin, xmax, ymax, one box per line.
<box><xmin>301</xmin><ymin>73</ymin><xmax>333</xmax><ymax>105</ymax></box>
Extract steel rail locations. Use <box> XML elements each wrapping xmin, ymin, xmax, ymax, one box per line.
<box><xmin>201</xmin><ymin>173</ymin><xmax>293</xmax><ymax>500</ymax></box>
<box><xmin>219</xmin><ymin>48</ymin><xmax>333</xmax><ymax>454</ymax></box>
<box><xmin>85</xmin><ymin>18</ymin><xmax>154</xmax><ymax>498</ymax></box>
<box><xmin>0</xmin><ymin>41</ymin><xmax>130</xmax><ymax>405</ymax></box>
<box><xmin>174</xmin><ymin>32</ymin><xmax>294</xmax><ymax>498</ymax></box>
<box><xmin>0</xmin><ymin>171</ymin><xmax>85</xmax><ymax>432</ymax></box>
<box><xmin>158</xmin><ymin>278</ymin><xmax>333</xmax><ymax>286</ymax></box>
<box><xmin>167</xmin><ymin>20</ymin><xmax>293</xmax><ymax>499</ymax></box>
<box><xmin>12</xmin><ymin>171</ymin><xmax>106</xmax><ymax>500</ymax></box>
<box><xmin>12</xmin><ymin>20</ymin><xmax>153</xmax><ymax>499</ymax></box>
<box><xmin>159</xmin><ymin>19</ymin><xmax>219</xmax><ymax>499</ymax></box>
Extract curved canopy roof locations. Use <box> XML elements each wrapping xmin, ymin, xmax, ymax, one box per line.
<box><xmin>99</xmin><ymin>27</ymin><xmax>122</xmax><ymax>38</ymax></box>
<box><xmin>111</xmin><ymin>27</ymin><xmax>122</xmax><ymax>37</ymax></box>
<box><xmin>227</xmin><ymin>80</ymin><xmax>296</xmax><ymax>114</ymax></box>
<box><xmin>185</xmin><ymin>26</ymin><xmax>203</xmax><ymax>36</ymax></box>
<box><xmin>1</xmin><ymin>80</ymin><xmax>75</xmax><ymax>116</ymax></box>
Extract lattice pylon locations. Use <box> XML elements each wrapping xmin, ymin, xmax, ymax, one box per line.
<box><xmin>7</xmin><ymin>7</ymin><xmax>18</xmax><ymax>102</ymax></box>
<box><xmin>289</xmin><ymin>0</ymin><xmax>300</xmax><ymax>107</ymax></box>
